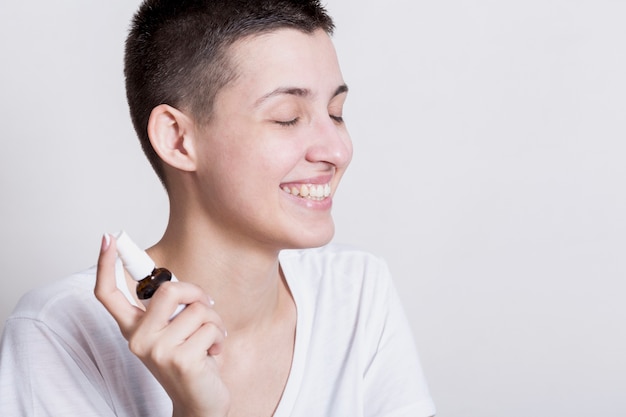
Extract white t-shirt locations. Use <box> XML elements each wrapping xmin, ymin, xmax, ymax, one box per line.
<box><xmin>0</xmin><ymin>245</ymin><xmax>436</xmax><ymax>416</ymax></box>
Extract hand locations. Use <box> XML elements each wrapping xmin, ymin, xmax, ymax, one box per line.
<box><xmin>94</xmin><ymin>234</ymin><xmax>230</xmax><ymax>417</ymax></box>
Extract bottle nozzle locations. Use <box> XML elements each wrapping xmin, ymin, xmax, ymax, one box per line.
<box><xmin>115</xmin><ymin>230</ymin><xmax>156</xmax><ymax>281</ymax></box>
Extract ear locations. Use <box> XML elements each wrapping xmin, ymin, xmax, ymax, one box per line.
<box><xmin>147</xmin><ymin>104</ymin><xmax>197</xmax><ymax>172</ymax></box>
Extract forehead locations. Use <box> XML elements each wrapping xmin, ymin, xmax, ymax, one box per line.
<box><xmin>223</xmin><ymin>28</ymin><xmax>344</xmax><ymax>98</ymax></box>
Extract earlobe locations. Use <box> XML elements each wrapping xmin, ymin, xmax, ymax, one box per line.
<box><xmin>147</xmin><ymin>104</ymin><xmax>197</xmax><ymax>172</ymax></box>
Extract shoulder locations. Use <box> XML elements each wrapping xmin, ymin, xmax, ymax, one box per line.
<box><xmin>279</xmin><ymin>243</ymin><xmax>395</xmax><ymax>314</ymax></box>
<box><xmin>9</xmin><ymin>266</ymin><xmax>98</xmax><ymax>320</ymax></box>
<box><xmin>278</xmin><ymin>246</ymin><xmax>436</xmax><ymax>416</ymax></box>
<box><xmin>4</xmin><ymin>266</ymin><xmax>116</xmax><ymax>341</ymax></box>
<box><xmin>1</xmin><ymin>265</ymin><xmax>131</xmax><ymax>385</ymax></box>
<box><xmin>1</xmin><ymin>267</ymin><xmax>166</xmax><ymax>416</ymax></box>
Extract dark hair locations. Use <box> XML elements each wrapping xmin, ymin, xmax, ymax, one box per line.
<box><xmin>124</xmin><ymin>0</ymin><xmax>335</xmax><ymax>187</ymax></box>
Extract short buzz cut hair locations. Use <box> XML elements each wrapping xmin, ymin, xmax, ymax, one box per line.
<box><xmin>124</xmin><ymin>0</ymin><xmax>335</xmax><ymax>187</ymax></box>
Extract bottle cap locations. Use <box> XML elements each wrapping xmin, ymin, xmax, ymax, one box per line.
<box><xmin>115</xmin><ymin>230</ymin><xmax>155</xmax><ymax>281</ymax></box>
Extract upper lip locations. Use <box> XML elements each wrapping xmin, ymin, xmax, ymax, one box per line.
<box><xmin>279</xmin><ymin>174</ymin><xmax>333</xmax><ymax>187</ymax></box>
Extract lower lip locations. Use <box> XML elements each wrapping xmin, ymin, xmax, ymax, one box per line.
<box><xmin>283</xmin><ymin>191</ymin><xmax>333</xmax><ymax>210</ymax></box>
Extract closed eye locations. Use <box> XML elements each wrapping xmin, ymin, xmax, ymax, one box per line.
<box><xmin>275</xmin><ymin>118</ymin><xmax>299</xmax><ymax>127</ymax></box>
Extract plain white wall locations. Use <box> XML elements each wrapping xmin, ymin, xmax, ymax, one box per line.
<box><xmin>1</xmin><ymin>1</ymin><xmax>625</xmax><ymax>416</ymax></box>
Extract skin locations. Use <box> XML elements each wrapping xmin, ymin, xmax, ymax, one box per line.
<box><xmin>95</xmin><ymin>28</ymin><xmax>352</xmax><ymax>417</ymax></box>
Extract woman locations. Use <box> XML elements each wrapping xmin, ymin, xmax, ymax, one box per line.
<box><xmin>0</xmin><ymin>1</ymin><xmax>435</xmax><ymax>416</ymax></box>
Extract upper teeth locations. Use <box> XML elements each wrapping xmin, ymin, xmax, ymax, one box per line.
<box><xmin>282</xmin><ymin>183</ymin><xmax>331</xmax><ymax>200</ymax></box>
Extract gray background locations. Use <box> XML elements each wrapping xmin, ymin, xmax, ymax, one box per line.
<box><xmin>1</xmin><ymin>1</ymin><xmax>625</xmax><ymax>416</ymax></box>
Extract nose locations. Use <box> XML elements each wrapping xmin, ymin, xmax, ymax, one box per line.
<box><xmin>305</xmin><ymin>117</ymin><xmax>353</xmax><ymax>169</ymax></box>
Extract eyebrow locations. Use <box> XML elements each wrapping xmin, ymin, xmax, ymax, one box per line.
<box><xmin>254</xmin><ymin>84</ymin><xmax>349</xmax><ymax>108</ymax></box>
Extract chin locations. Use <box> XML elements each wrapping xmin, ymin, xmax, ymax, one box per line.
<box><xmin>287</xmin><ymin>223</ymin><xmax>335</xmax><ymax>250</ymax></box>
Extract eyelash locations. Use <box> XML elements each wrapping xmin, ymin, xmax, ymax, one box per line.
<box><xmin>330</xmin><ymin>115</ymin><xmax>344</xmax><ymax>124</ymax></box>
<box><xmin>276</xmin><ymin>118</ymin><xmax>299</xmax><ymax>127</ymax></box>
<box><xmin>275</xmin><ymin>115</ymin><xmax>344</xmax><ymax>127</ymax></box>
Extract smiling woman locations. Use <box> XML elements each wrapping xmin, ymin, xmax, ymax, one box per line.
<box><xmin>0</xmin><ymin>1</ymin><xmax>435</xmax><ymax>416</ymax></box>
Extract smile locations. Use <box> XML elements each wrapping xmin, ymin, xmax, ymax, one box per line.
<box><xmin>281</xmin><ymin>183</ymin><xmax>331</xmax><ymax>201</ymax></box>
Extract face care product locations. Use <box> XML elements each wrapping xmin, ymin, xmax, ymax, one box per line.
<box><xmin>115</xmin><ymin>230</ymin><xmax>185</xmax><ymax>318</ymax></box>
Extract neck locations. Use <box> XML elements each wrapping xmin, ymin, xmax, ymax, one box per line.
<box><xmin>146</xmin><ymin>213</ymin><xmax>291</xmax><ymax>336</ymax></box>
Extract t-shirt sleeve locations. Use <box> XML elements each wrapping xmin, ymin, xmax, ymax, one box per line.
<box><xmin>362</xmin><ymin>259</ymin><xmax>436</xmax><ymax>417</ymax></box>
<box><xmin>0</xmin><ymin>317</ymin><xmax>118</xmax><ymax>416</ymax></box>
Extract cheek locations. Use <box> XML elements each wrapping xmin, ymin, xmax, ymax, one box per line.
<box><xmin>256</xmin><ymin>140</ymin><xmax>306</xmax><ymax>178</ymax></box>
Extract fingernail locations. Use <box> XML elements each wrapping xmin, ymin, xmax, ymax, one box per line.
<box><xmin>101</xmin><ymin>233</ymin><xmax>111</xmax><ymax>251</ymax></box>
<box><xmin>207</xmin><ymin>295</ymin><xmax>215</xmax><ymax>306</ymax></box>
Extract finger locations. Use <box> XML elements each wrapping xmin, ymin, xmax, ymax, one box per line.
<box><xmin>140</xmin><ymin>280</ymin><xmax>213</xmax><ymax>329</ymax></box>
<box><xmin>161</xmin><ymin>301</ymin><xmax>226</xmax><ymax>347</ymax></box>
<box><xmin>181</xmin><ymin>321</ymin><xmax>227</xmax><ymax>359</ymax></box>
<box><xmin>94</xmin><ymin>234</ymin><xmax>143</xmax><ymax>333</ymax></box>
<box><xmin>129</xmin><ymin>304</ymin><xmax>225</xmax><ymax>366</ymax></box>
